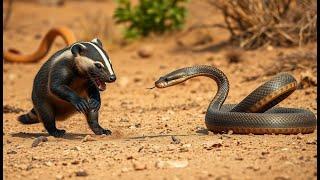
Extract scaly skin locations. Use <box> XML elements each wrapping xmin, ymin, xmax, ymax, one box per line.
<box><xmin>155</xmin><ymin>65</ymin><xmax>317</xmax><ymax>134</ymax></box>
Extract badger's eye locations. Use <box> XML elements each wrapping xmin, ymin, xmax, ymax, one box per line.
<box><xmin>95</xmin><ymin>63</ymin><xmax>103</xmax><ymax>69</ymax></box>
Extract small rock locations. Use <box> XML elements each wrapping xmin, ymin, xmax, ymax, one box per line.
<box><xmin>167</xmin><ymin>144</ymin><xmax>177</xmax><ymax>151</ymax></box>
<box><xmin>235</xmin><ymin>157</ymin><xmax>243</xmax><ymax>161</ymax></box>
<box><xmin>161</xmin><ymin>116</ymin><xmax>170</xmax><ymax>121</ymax></box>
<box><xmin>71</xmin><ymin>160</ymin><xmax>80</xmax><ymax>165</ymax></box>
<box><xmin>138</xmin><ymin>146</ymin><xmax>144</xmax><ymax>152</ymax></box>
<box><xmin>121</xmin><ymin>167</ymin><xmax>129</xmax><ymax>173</ymax></box>
<box><xmin>274</xmin><ymin>175</ymin><xmax>290</xmax><ymax>180</ymax></box>
<box><xmin>227</xmin><ymin>130</ymin><xmax>233</xmax><ymax>135</ymax></box>
<box><xmin>82</xmin><ymin>135</ymin><xmax>96</xmax><ymax>142</ymax></box>
<box><xmin>179</xmin><ymin>144</ymin><xmax>191</xmax><ymax>152</ymax></box>
<box><xmin>247</xmin><ymin>165</ymin><xmax>260</xmax><ymax>171</ymax></box>
<box><xmin>306</xmin><ymin>139</ymin><xmax>316</xmax><ymax>145</ymax></box>
<box><xmin>296</xmin><ymin>133</ymin><xmax>303</xmax><ymax>140</ymax></box>
<box><xmin>261</xmin><ymin>151</ymin><xmax>270</xmax><ymax>155</ymax></box>
<box><xmin>155</xmin><ymin>160</ymin><xmax>189</xmax><ymax>169</ymax></box>
<box><xmin>7</xmin><ymin>150</ymin><xmax>17</xmax><ymax>154</ymax></box>
<box><xmin>171</xmin><ymin>136</ymin><xmax>181</xmax><ymax>144</ymax></box>
<box><xmin>55</xmin><ymin>174</ymin><xmax>64</xmax><ymax>180</ymax></box>
<box><xmin>120</xmin><ymin>118</ymin><xmax>129</xmax><ymax>122</ymax></box>
<box><xmin>32</xmin><ymin>136</ymin><xmax>48</xmax><ymax>147</ymax></box>
<box><xmin>203</xmin><ymin>139</ymin><xmax>223</xmax><ymax>150</ymax></box>
<box><xmin>132</xmin><ymin>161</ymin><xmax>147</xmax><ymax>171</ymax></box>
<box><xmin>75</xmin><ymin>169</ymin><xmax>88</xmax><ymax>177</ymax></box>
<box><xmin>137</xmin><ymin>46</ymin><xmax>153</xmax><ymax>58</ymax></box>
<box><xmin>126</xmin><ymin>155</ymin><xmax>134</xmax><ymax>160</ymax></box>
<box><xmin>70</xmin><ymin>146</ymin><xmax>81</xmax><ymax>151</ymax></box>
<box><xmin>44</xmin><ymin>161</ymin><xmax>53</xmax><ymax>167</ymax></box>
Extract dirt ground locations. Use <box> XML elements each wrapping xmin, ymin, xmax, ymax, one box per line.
<box><xmin>3</xmin><ymin>1</ymin><xmax>317</xmax><ymax>180</ymax></box>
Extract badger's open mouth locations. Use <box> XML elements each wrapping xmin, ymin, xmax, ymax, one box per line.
<box><xmin>94</xmin><ymin>78</ymin><xmax>106</xmax><ymax>91</ymax></box>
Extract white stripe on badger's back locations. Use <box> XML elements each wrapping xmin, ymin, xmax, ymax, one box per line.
<box><xmin>87</xmin><ymin>42</ymin><xmax>114</xmax><ymax>75</ymax></box>
<box><xmin>51</xmin><ymin>50</ymin><xmax>73</xmax><ymax>66</ymax></box>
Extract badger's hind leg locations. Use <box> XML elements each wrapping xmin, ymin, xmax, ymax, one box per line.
<box><xmin>34</xmin><ymin>102</ymin><xmax>66</xmax><ymax>137</ymax></box>
<box><xmin>18</xmin><ymin>108</ymin><xmax>40</xmax><ymax>124</ymax></box>
<box><xmin>86</xmin><ymin>110</ymin><xmax>111</xmax><ymax>135</ymax></box>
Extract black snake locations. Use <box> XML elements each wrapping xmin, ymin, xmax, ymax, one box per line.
<box><xmin>154</xmin><ymin>65</ymin><xmax>316</xmax><ymax>134</ymax></box>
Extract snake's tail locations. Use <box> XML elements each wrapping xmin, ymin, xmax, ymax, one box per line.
<box><xmin>4</xmin><ymin>26</ymin><xmax>76</xmax><ymax>63</ymax></box>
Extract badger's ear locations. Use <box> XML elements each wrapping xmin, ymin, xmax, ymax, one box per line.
<box><xmin>91</xmin><ymin>38</ymin><xmax>103</xmax><ymax>47</ymax></box>
<box><xmin>71</xmin><ymin>43</ymin><xmax>86</xmax><ymax>57</ymax></box>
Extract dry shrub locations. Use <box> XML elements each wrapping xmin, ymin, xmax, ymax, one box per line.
<box><xmin>209</xmin><ymin>0</ymin><xmax>317</xmax><ymax>49</ymax></box>
<box><xmin>264</xmin><ymin>50</ymin><xmax>317</xmax><ymax>76</ymax></box>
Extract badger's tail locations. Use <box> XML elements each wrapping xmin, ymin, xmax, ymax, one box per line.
<box><xmin>18</xmin><ymin>108</ymin><xmax>40</xmax><ymax>124</ymax></box>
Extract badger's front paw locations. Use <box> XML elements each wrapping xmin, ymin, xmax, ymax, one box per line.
<box><xmin>102</xmin><ymin>129</ymin><xmax>112</xmax><ymax>135</ymax></box>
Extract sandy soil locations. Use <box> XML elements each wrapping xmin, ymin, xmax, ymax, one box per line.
<box><xmin>3</xmin><ymin>1</ymin><xmax>317</xmax><ymax>180</ymax></box>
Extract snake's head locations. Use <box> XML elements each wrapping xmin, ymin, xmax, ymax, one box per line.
<box><xmin>155</xmin><ymin>69</ymin><xmax>189</xmax><ymax>88</ymax></box>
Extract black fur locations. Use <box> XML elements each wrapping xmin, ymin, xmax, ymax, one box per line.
<box><xmin>17</xmin><ymin>38</ymin><xmax>116</xmax><ymax>137</ymax></box>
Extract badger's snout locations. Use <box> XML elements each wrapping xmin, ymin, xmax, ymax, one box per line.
<box><xmin>107</xmin><ymin>75</ymin><xmax>116</xmax><ymax>83</ymax></box>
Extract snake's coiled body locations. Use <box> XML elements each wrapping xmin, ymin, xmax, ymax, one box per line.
<box><xmin>4</xmin><ymin>26</ymin><xmax>76</xmax><ymax>63</ymax></box>
<box><xmin>155</xmin><ymin>65</ymin><xmax>316</xmax><ymax>134</ymax></box>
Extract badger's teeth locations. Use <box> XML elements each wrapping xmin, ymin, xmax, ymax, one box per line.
<box><xmin>96</xmin><ymin>79</ymin><xmax>106</xmax><ymax>91</ymax></box>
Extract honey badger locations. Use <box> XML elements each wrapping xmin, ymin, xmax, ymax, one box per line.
<box><xmin>18</xmin><ymin>38</ymin><xmax>116</xmax><ymax>137</ymax></box>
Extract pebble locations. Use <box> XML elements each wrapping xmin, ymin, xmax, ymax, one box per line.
<box><xmin>203</xmin><ymin>140</ymin><xmax>223</xmax><ymax>150</ymax></box>
<box><xmin>32</xmin><ymin>136</ymin><xmax>48</xmax><ymax>147</ymax></box>
<box><xmin>7</xmin><ymin>150</ymin><xmax>17</xmax><ymax>154</ymax></box>
<box><xmin>70</xmin><ymin>146</ymin><xmax>81</xmax><ymax>151</ymax></box>
<box><xmin>179</xmin><ymin>144</ymin><xmax>191</xmax><ymax>152</ymax></box>
<box><xmin>155</xmin><ymin>160</ymin><xmax>189</xmax><ymax>169</ymax></box>
<box><xmin>235</xmin><ymin>157</ymin><xmax>243</xmax><ymax>161</ymax></box>
<box><xmin>121</xmin><ymin>167</ymin><xmax>129</xmax><ymax>173</ymax></box>
<box><xmin>171</xmin><ymin>136</ymin><xmax>181</xmax><ymax>144</ymax></box>
<box><xmin>132</xmin><ymin>161</ymin><xmax>147</xmax><ymax>171</ymax></box>
<box><xmin>137</xmin><ymin>46</ymin><xmax>153</xmax><ymax>58</ymax></box>
<box><xmin>55</xmin><ymin>174</ymin><xmax>64</xmax><ymax>180</ymax></box>
<box><xmin>247</xmin><ymin>165</ymin><xmax>260</xmax><ymax>171</ymax></box>
<box><xmin>274</xmin><ymin>175</ymin><xmax>290</xmax><ymax>180</ymax></box>
<box><xmin>167</xmin><ymin>144</ymin><xmax>177</xmax><ymax>151</ymax></box>
<box><xmin>120</xmin><ymin>118</ymin><xmax>129</xmax><ymax>122</ymax></box>
<box><xmin>71</xmin><ymin>160</ymin><xmax>80</xmax><ymax>165</ymax></box>
<box><xmin>306</xmin><ymin>140</ymin><xmax>316</xmax><ymax>145</ymax></box>
<box><xmin>82</xmin><ymin>135</ymin><xmax>96</xmax><ymax>142</ymax></box>
<box><xmin>44</xmin><ymin>161</ymin><xmax>53</xmax><ymax>167</ymax></box>
<box><xmin>75</xmin><ymin>169</ymin><xmax>88</xmax><ymax>177</ymax></box>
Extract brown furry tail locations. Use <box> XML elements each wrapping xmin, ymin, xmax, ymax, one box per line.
<box><xmin>18</xmin><ymin>109</ymin><xmax>39</xmax><ymax>124</ymax></box>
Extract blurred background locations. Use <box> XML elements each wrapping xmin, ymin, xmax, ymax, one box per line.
<box><xmin>3</xmin><ymin>1</ymin><xmax>317</xmax><ymax>180</ymax></box>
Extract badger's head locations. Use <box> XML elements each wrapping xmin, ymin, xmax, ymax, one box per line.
<box><xmin>71</xmin><ymin>38</ymin><xmax>116</xmax><ymax>91</ymax></box>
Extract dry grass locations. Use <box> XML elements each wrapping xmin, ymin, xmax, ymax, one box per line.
<box><xmin>209</xmin><ymin>0</ymin><xmax>317</xmax><ymax>49</ymax></box>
